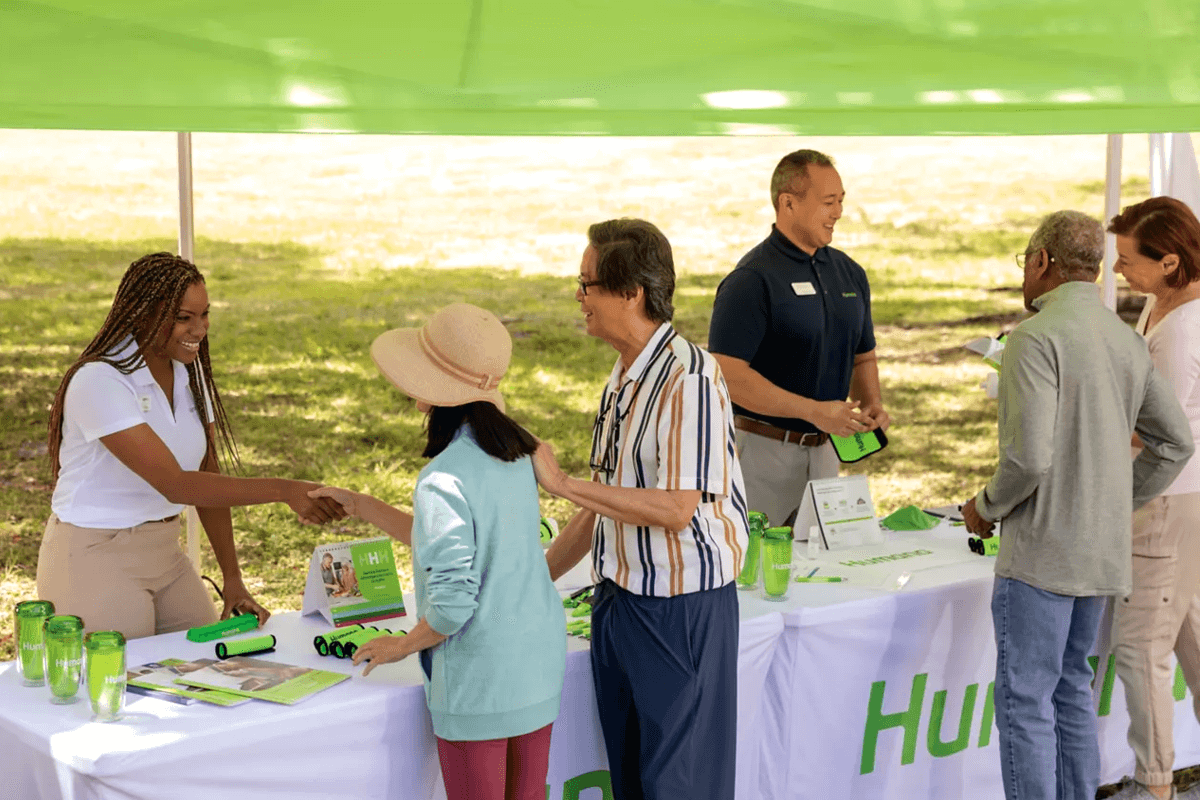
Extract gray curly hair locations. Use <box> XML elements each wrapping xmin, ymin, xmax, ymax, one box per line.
<box><xmin>1027</xmin><ymin>211</ymin><xmax>1103</xmax><ymax>281</ymax></box>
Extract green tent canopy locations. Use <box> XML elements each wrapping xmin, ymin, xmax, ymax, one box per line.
<box><xmin>4</xmin><ymin>0</ymin><xmax>1200</xmax><ymax>136</ymax></box>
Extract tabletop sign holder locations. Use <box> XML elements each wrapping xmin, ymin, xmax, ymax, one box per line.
<box><xmin>302</xmin><ymin>537</ymin><xmax>406</xmax><ymax>628</ymax></box>
<box><xmin>791</xmin><ymin>475</ymin><xmax>883</xmax><ymax>556</ymax></box>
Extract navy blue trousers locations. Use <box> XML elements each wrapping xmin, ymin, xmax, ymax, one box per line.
<box><xmin>589</xmin><ymin>580</ymin><xmax>739</xmax><ymax>800</ymax></box>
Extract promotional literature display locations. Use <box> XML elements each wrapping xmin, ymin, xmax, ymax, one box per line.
<box><xmin>127</xmin><ymin>659</ymin><xmax>250</xmax><ymax>706</ymax></box>
<box><xmin>170</xmin><ymin>656</ymin><xmax>348</xmax><ymax>705</ymax></box>
<box><xmin>301</xmin><ymin>537</ymin><xmax>406</xmax><ymax>627</ymax></box>
<box><xmin>791</xmin><ymin>475</ymin><xmax>883</xmax><ymax>555</ymax></box>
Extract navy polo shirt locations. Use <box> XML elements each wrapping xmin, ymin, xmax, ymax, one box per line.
<box><xmin>708</xmin><ymin>226</ymin><xmax>876</xmax><ymax>434</ymax></box>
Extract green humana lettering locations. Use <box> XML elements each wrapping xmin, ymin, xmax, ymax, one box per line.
<box><xmin>978</xmin><ymin>682</ymin><xmax>995</xmax><ymax>748</ymax></box>
<box><xmin>927</xmin><ymin>684</ymin><xmax>977</xmax><ymax>757</ymax></box>
<box><xmin>860</xmin><ymin>673</ymin><xmax>927</xmax><ymax>774</ymax></box>
<box><xmin>1086</xmin><ymin>654</ymin><xmax>1118</xmax><ymax>716</ymax></box>
<box><xmin>560</xmin><ymin>770</ymin><xmax>614</xmax><ymax>800</ymax></box>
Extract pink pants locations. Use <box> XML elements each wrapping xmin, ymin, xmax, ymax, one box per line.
<box><xmin>436</xmin><ymin>723</ymin><xmax>553</xmax><ymax>800</ymax></box>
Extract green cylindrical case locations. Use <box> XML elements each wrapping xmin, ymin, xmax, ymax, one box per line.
<box><xmin>313</xmin><ymin>623</ymin><xmax>365</xmax><ymax>655</ymax></box>
<box><xmin>186</xmin><ymin>612</ymin><xmax>260</xmax><ymax>642</ymax></box>
<box><xmin>761</xmin><ymin>527</ymin><xmax>794</xmax><ymax>600</ymax></box>
<box><xmin>216</xmin><ymin>634</ymin><xmax>277</xmax><ymax>660</ymax></box>
<box><xmin>341</xmin><ymin>628</ymin><xmax>403</xmax><ymax>659</ymax></box>
<box><xmin>331</xmin><ymin>626</ymin><xmax>381</xmax><ymax>658</ymax></box>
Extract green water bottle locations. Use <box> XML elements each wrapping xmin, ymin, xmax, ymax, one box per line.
<box><xmin>14</xmin><ymin>600</ymin><xmax>55</xmax><ymax>687</ymax></box>
<box><xmin>85</xmin><ymin>631</ymin><xmax>126</xmax><ymax>721</ymax></box>
<box><xmin>44</xmin><ymin>615</ymin><xmax>84</xmax><ymax>704</ymax></box>
<box><xmin>761</xmin><ymin>527</ymin><xmax>794</xmax><ymax>601</ymax></box>
<box><xmin>737</xmin><ymin>511</ymin><xmax>768</xmax><ymax>590</ymax></box>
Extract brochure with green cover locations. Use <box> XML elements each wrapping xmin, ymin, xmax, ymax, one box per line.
<box><xmin>127</xmin><ymin>658</ymin><xmax>250</xmax><ymax>707</ymax></box>
<box><xmin>171</xmin><ymin>656</ymin><xmax>348</xmax><ymax>705</ymax></box>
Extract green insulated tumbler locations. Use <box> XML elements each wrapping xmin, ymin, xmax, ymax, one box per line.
<box><xmin>761</xmin><ymin>527</ymin><xmax>794</xmax><ymax>601</ymax></box>
<box><xmin>14</xmin><ymin>600</ymin><xmax>55</xmax><ymax>687</ymax></box>
<box><xmin>85</xmin><ymin>631</ymin><xmax>126</xmax><ymax>721</ymax></box>
<box><xmin>44</xmin><ymin>615</ymin><xmax>85</xmax><ymax>704</ymax></box>
<box><xmin>736</xmin><ymin>511</ymin><xmax>768</xmax><ymax>590</ymax></box>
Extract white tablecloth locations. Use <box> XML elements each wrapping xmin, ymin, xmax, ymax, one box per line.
<box><xmin>3</xmin><ymin>523</ymin><xmax>1198</xmax><ymax>799</ymax></box>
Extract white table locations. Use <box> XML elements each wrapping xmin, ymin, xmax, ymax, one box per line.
<box><xmin>2</xmin><ymin>523</ymin><xmax>1197</xmax><ymax>799</ymax></box>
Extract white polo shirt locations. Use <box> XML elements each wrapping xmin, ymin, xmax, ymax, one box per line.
<box><xmin>51</xmin><ymin>338</ymin><xmax>212</xmax><ymax>529</ymax></box>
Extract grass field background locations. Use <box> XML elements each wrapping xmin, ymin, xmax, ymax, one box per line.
<box><xmin>0</xmin><ymin>130</ymin><xmax>1162</xmax><ymax>649</ymax></box>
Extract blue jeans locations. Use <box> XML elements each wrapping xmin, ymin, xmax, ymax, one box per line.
<box><xmin>992</xmin><ymin>576</ymin><xmax>1106</xmax><ymax>800</ymax></box>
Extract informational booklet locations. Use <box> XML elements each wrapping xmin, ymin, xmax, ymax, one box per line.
<box><xmin>301</xmin><ymin>537</ymin><xmax>407</xmax><ymax>627</ymax></box>
<box><xmin>171</xmin><ymin>656</ymin><xmax>348</xmax><ymax>705</ymax></box>
<box><xmin>127</xmin><ymin>658</ymin><xmax>250</xmax><ymax>707</ymax></box>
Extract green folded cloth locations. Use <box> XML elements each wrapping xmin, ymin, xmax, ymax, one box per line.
<box><xmin>881</xmin><ymin>505</ymin><xmax>941</xmax><ymax>531</ymax></box>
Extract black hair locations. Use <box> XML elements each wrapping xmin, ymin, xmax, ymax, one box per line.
<box><xmin>423</xmin><ymin>401</ymin><xmax>538</xmax><ymax>462</ymax></box>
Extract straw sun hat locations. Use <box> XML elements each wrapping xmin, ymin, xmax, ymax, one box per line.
<box><xmin>370</xmin><ymin>303</ymin><xmax>512</xmax><ymax>412</ymax></box>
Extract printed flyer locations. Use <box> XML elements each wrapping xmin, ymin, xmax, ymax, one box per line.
<box><xmin>171</xmin><ymin>656</ymin><xmax>348</xmax><ymax>705</ymax></box>
<box><xmin>127</xmin><ymin>658</ymin><xmax>250</xmax><ymax>706</ymax></box>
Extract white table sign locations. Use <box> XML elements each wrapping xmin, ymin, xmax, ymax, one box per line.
<box><xmin>793</xmin><ymin>475</ymin><xmax>882</xmax><ymax>554</ymax></box>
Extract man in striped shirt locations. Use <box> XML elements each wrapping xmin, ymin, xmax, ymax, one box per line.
<box><xmin>535</xmin><ymin>218</ymin><xmax>749</xmax><ymax>800</ymax></box>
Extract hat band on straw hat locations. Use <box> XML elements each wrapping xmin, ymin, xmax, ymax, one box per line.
<box><xmin>418</xmin><ymin>327</ymin><xmax>501</xmax><ymax>391</ymax></box>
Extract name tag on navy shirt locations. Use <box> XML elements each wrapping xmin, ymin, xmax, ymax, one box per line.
<box><xmin>791</xmin><ymin>281</ymin><xmax>816</xmax><ymax>296</ymax></box>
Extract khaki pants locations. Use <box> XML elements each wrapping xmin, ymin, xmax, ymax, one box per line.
<box><xmin>36</xmin><ymin>514</ymin><xmax>218</xmax><ymax>640</ymax></box>
<box><xmin>736</xmin><ymin>429</ymin><xmax>839</xmax><ymax>529</ymax></box>
<box><xmin>1112</xmin><ymin>492</ymin><xmax>1200</xmax><ymax>785</ymax></box>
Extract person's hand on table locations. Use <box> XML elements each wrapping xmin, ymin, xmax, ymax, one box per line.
<box><xmin>307</xmin><ymin>485</ymin><xmax>362</xmax><ymax>518</ymax></box>
<box><xmin>532</xmin><ymin>441</ymin><xmax>569</xmax><ymax>497</ymax></box>
<box><xmin>811</xmin><ymin>400</ymin><xmax>873</xmax><ymax>438</ymax></box>
<box><xmin>352</xmin><ymin>634</ymin><xmax>414</xmax><ymax>677</ymax></box>
<box><xmin>961</xmin><ymin>496</ymin><xmax>995</xmax><ymax>537</ymax></box>
<box><xmin>220</xmin><ymin>577</ymin><xmax>272</xmax><ymax>625</ymax></box>
<box><xmin>288</xmin><ymin>481</ymin><xmax>347</xmax><ymax>524</ymax></box>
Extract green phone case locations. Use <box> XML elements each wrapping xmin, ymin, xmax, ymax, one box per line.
<box><xmin>830</xmin><ymin>428</ymin><xmax>888</xmax><ymax>463</ymax></box>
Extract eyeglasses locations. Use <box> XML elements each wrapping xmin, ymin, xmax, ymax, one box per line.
<box><xmin>1014</xmin><ymin>252</ymin><xmax>1030</xmax><ymax>269</ymax></box>
<box><xmin>577</xmin><ymin>277</ymin><xmax>603</xmax><ymax>296</ymax></box>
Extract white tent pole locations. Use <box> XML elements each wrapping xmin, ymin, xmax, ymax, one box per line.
<box><xmin>177</xmin><ymin>131</ymin><xmax>201</xmax><ymax>570</ymax></box>
<box><xmin>1102</xmin><ymin>134</ymin><xmax>1122</xmax><ymax>312</ymax></box>
<box><xmin>1149</xmin><ymin>133</ymin><xmax>1166</xmax><ymax>197</ymax></box>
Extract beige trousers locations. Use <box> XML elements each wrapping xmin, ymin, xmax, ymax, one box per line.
<box><xmin>736</xmin><ymin>429</ymin><xmax>839</xmax><ymax>529</ymax></box>
<box><xmin>1112</xmin><ymin>492</ymin><xmax>1200</xmax><ymax>785</ymax></box>
<box><xmin>36</xmin><ymin>514</ymin><xmax>218</xmax><ymax>640</ymax></box>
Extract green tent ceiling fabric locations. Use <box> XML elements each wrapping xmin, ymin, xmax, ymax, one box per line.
<box><xmin>4</xmin><ymin>0</ymin><xmax>1200</xmax><ymax>135</ymax></box>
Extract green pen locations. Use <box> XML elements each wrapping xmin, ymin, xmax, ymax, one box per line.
<box><xmin>794</xmin><ymin>576</ymin><xmax>847</xmax><ymax>583</ymax></box>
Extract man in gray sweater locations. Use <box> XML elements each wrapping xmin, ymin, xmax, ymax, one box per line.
<box><xmin>962</xmin><ymin>210</ymin><xmax>1194</xmax><ymax>800</ymax></box>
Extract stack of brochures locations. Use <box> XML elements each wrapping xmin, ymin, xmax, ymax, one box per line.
<box><xmin>128</xmin><ymin>656</ymin><xmax>347</xmax><ymax>706</ymax></box>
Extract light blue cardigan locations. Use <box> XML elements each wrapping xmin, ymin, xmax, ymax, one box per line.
<box><xmin>412</xmin><ymin>424</ymin><xmax>566</xmax><ymax>741</ymax></box>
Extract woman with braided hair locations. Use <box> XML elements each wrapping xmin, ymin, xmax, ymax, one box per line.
<box><xmin>37</xmin><ymin>252</ymin><xmax>345</xmax><ymax>639</ymax></box>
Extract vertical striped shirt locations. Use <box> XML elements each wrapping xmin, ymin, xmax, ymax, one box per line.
<box><xmin>589</xmin><ymin>323</ymin><xmax>749</xmax><ymax>596</ymax></box>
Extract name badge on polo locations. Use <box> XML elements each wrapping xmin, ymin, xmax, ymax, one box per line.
<box><xmin>138</xmin><ymin>394</ymin><xmax>152</xmax><ymax>413</ymax></box>
<box><xmin>791</xmin><ymin>281</ymin><xmax>816</xmax><ymax>296</ymax></box>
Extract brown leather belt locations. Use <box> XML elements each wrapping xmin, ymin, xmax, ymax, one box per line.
<box><xmin>143</xmin><ymin>514</ymin><xmax>180</xmax><ymax>525</ymax></box>
<box><xmin>735</xmin><ymin>415</ymin><xmax>829</xmax><ymax>447</ymax></box>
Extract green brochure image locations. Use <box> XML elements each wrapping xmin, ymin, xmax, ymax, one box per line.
<box><xmin>830</xmin><ymin>428</ymin><xmax>888</xmax><ymax>464</ymax></box>
<box><xmin>172</xmin><ymin>656</ymin><xmax>348</xmax><ymax>705</ymax></box>
<box><xmin>302</xmin><ymin>537</ymin><xmax>407</xmax><ymax>627</ymax></box>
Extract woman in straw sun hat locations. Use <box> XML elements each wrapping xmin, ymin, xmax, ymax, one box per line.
<box><xmin>311</xmin><ymin>303</ymin><xmax>566</xmax><ymax>800</ymax></box>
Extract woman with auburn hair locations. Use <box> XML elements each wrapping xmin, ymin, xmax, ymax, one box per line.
<box><xmin>1108</xmin><ymin>197</ymin><xmax>1200</xmax><ymax>800</ymax></box>
<box><xmin>311</xmin><ymin>303</ymin><xmax>565</xmax><ymax>800</ymax></box>
<box><xmin>39</xmin><ymin>252</ymin><xmax>345</xmax><ymax>639</ymax></box>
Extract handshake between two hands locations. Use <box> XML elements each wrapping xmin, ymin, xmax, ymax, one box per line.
<box><xmin>289</xmin><ymin>482</ymin><xmax>361</xmax><ymax>526</ymax></box>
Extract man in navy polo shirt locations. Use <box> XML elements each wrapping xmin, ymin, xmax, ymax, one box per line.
<box><xmin>708</xmin><ymin>149</ymin><xmax>890</xmax><ymax>528</ymax></box>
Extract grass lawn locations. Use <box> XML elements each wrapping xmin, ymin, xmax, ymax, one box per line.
<box><xmin>1</xmin><ymin>131</ymin><xmax>1188</xmax><ymax>794</ymax></box>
